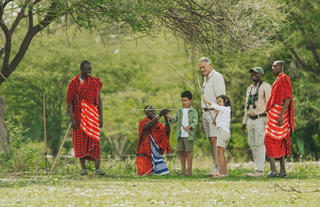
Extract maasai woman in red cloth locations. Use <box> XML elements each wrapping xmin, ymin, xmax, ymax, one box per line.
<box><xmin>264</xmin><ymin>60</ymin><xmax>294</xmax><ymax>178</ymax></box>
<box><xmin>136</xmin><ymin>105</ymin><xmax>171</xmax><ymax>175</ymax></box>
<box><xmin>67</xmin><ymin>60</ymin><xmax>104</xmax><ymax>176</ymax></box>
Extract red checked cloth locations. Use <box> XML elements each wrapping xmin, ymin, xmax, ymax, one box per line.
<box><xmin>67</xmin><ymin>75</ymin><xmax>102</xmax><ymax>160</ymax></box>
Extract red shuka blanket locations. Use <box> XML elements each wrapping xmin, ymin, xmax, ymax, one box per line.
<box><xmin>81</xmin><ymin>100</ymin><xmax>100</xmax><ymax>141</ymax></box>
<box><xmin>264</xmin><ymin>73</ymin><xmax>294</xmax><ymax>158</ymax></box>
<box><xmin>136</xmin><ymin>117</ymin><xmax>171</xmax><ymax>175</ymax></box>
<box><xmin>66</xmin><ymin>75</ymin><xmax>102</xmax><ymax>160</ymax></box>
<box><xmin>265</xmin><ymin>73</ymin><xmax>294</xmax><ymax>132</ymax></box>
<box><xmin>265</xmin><ymin>104</ymin><xmax>291</xmax><ymax>158</ymax></box>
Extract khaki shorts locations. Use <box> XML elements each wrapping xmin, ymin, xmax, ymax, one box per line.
<box><xmin>217</xmin><ymin>128</ymin><xmax>230</xmax><ymax>149</ymax></box>
<box><xmin>177</xmin><ymin>137</ymin><xmax>194</xmax><ymax>152</ymax></box>
<box><xmin>203</xmin><ymin>111</ymin><xmax>218</xmax><ymax>138</ymax></box>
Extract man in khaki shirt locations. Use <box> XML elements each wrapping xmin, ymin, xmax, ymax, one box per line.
<box><xmin>242</xmin><ymin>67</ymin><xmax>271</xmax><ymax>177</ymax></box>
<box><xmin>199</xmin><ymin>57</ymin><xmax>226</xmax><ymax>175</ymax></box>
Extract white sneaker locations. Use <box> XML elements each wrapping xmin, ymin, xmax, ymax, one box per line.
<box><xmin>207</xmin><ymin>165</ymin><xmax>219</xmax><ymax>176</ymax></box>
<box><xmin>246</xmin><ymin>170</ymin><xmax>264</xmax><ymax>178</ymax></box>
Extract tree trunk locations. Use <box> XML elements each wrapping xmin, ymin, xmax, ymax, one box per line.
<box><xmin>0</xmin><ymin>96</ymin><xmax>10</xmax><ymax>155</ymax></box>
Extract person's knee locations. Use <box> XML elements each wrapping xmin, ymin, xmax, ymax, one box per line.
<box><xmin>209</xmin><ymin>137</ymin><xmax>217</xmax><ymax>144</ymax></box>
<box><xmin>217</xmin><ymin>146</ymin><xmax>225</xmax><ymax>154</ymax></box>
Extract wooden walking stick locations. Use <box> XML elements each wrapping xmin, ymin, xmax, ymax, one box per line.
<box><xmin>42</xmin><ymin>72</ymin><xmax>48</xmax><ymax>175</ymax></box>
<box><xmin>50</xmin><ymin>123</ymin><xmax>72</xmax><ymax>173</ymax></box>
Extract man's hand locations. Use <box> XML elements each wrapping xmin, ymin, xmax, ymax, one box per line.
<box><xmin>241</xmin><ymin>124</ymin><xmax>247</xmax><ymax>136</ymax></box>
<box><xmin>159</xmin><ymin>109</ymin><xmax>169</xmax><ymax>117</ymax></box>
<box><xmin>183</xmin><ymin>126</ymin><xmax>192</xmax><ymax>131</ymax></box>
<box><xmin>166</xmin><ymin>112</ymin><xmax>172</xmax><ymax>120</ymax></box>
<box><xmin>202</xmin><ymin>97</ymin><xmax>211</xmax><ymax>105</ymax></box>
<box><xmin>201</xmin><ymin>122</ymin><xmax>205</xmax><ymax>133</ymax></box>
<box><xmin>71</xmin><ymin>118</ymin><xmax>77</xmax><ymax>129</ymax></box>
<box><xmin>278</xmin><ymin>114</ymin><xmax>284</xmax><ymax>126</ymax></box>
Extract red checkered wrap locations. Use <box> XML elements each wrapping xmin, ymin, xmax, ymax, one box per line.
<box><xmin>265</xmin><ymin>104</ymin><xmax>291</xmax><ymax>158</ymax></box>
<box><xmin>72</xmin><ymin>129</ymin><xmax>101</xmax><ymax>160</ymax></box>
<box><xmin>66</xmin><ymin>75</ymin><xmax>102</xmax><ymax>160</ymax></box>
<box><xmin>266</xmin><ymin>73</ymin><xmax>294</xmax><ymax>132</ymax></box>
<box><xmin>136</xmin><ymin>117</ymin><xmax>171</xmax><ymax>175</ymax></box>
<box><xmin>136</xmin><ymin>156</ymin><xmax>153</xmax><ymax>176</ymax></box>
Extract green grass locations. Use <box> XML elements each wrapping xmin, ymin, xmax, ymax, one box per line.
<box><xmin>0</xmin><ymin>160</ymin><xmax>319</xmax><ymax>206</ymax></box>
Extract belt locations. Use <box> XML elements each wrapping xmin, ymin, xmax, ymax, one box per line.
<box><xmin>203</xmin><ymin>108</ymin><xmax>215</xmax><ymax>112</ymax></box>
<box><xmin>249</xmin><ymin>113</ymin><xmax>266</xmax><ymax>120</ymax></box>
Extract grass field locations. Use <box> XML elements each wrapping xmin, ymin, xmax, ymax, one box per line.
<box><xmin>0</xmin><ymin>160</ymin><xmax>319</xmax><ymax>207</ymax></box>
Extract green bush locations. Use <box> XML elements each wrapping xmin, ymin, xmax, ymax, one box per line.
<box><xmin>0</xmin><ymin>142</ymin><xmax>44</xmax><ymax>173</ymax></box>
<box><xmin>6</xmin><ymin>119</ymin><xmax>31</xmax><ymax>151</ymax></box>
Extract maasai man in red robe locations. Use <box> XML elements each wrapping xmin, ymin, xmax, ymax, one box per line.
<box><xmin>136</xmin><ymin>106</ymin><xmax>171</xmax><ymax>175</ymax></box>
<box><xmin>265</xmin><ymin>60</ymin><xmax>294</xmax><ymax>178</ymax></box>
<box><xmin>67</xmin><ymin>60</ymin><xmax>104</xmax><ymax>176</ymax></box>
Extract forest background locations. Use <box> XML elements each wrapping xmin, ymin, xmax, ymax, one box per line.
<box><xmin>0</xmin><ymin>0</ymin><xmax>319</xmax><ymax>171</ymax></box>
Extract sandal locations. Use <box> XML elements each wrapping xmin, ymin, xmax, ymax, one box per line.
<box><xmin>185</xmin><ymin>172</ymin><xmax>192</xmax><ymax>177</ymax></box>
<box><xmin>80</xmin><ymin>169</ymin><xmax>88</xmax><ymax>176</ymax></box>
<box><xmin>267</xmin><ymin>171</ymin><xmax>279</xmax><ymax>178</ymax></box>
<box><xmin>94</xmin><ymin>169</ymin><xmax>105</xmax><ymax>176</ymax></box>
<box><xmin>212</xmin><ymin>173</ymin><xmax>228</xmax><ymax>179</ymax></box>
<box><xmin>279</xmin><ymin>173</ymin><xmax>287</xmax><ymax>178</ymax></box>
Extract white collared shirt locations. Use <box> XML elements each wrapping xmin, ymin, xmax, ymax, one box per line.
<box><xmin>201</xmin><ymin>70</ymin><xmax>226</xmax><ymax>109</ymax></box>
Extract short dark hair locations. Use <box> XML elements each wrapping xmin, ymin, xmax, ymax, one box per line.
<box><xmin>181</xmin><ymin>90</ymin><xmax>192</xmax><ymax>100</ymax></box>
<box><xmin>80</xmin><ymin>60</ymin><xmax>91</xmax><ymax>70</ymax></box>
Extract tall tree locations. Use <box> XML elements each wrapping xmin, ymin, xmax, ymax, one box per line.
<box><xmin>0</xmin><ymin>0</ymin><xmax>159</xmax><ymax>86</ymax></box>
<box><xmin>280</xmin><ymin>0</ymin><xmax>320</xmax><ymax>75</ymax></box>
<box><xmin>278</xmin><ymin>0</ymin><xmax>320</xmax><ymax>158</ymax></box>
<box><xmin>1</xmin><ymin>0</ymin><xmax>286</xmax><ymax>86</ymax></box>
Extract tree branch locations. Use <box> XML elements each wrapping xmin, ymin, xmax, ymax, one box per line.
<box><xmin>32</xmin><ymin>0</ymin><xmax>41</xmax><ymax>5</ymax></box>
<box><xmin>10</xmin><ymin>1</ymin><xmax>29</xmax><ymax>34</ymax></box>
<box><xmin>0</xmin><ymin>47</ymin><xmax>4</xmax><ymax>58</ymax></box>
<box><xmin>0</xmin><ymin>19</ymin><xmax>11</xmax><ymax>68</ymax></box>
<box><xmin>33</xmin><ymin>1</ymin><xmax>59</xmax><ymax>33</ymax></box>
<box><xmin>310</xmin><ymin>44</ymin><xmax>320</xmax><ymax>68</ymax></box>
<box><xmin>28</xmin><ymin>4</ymin><xmax>33</xmax><ymax>30</ymax></box>
<box><xmin>0</xmin><ymin>1</ymin><xmax>60</xmax><ymax>85</ymax></box>
<box><xmin>7</xmin><ymin>1</ymin><xmax>59</xmax><ymax>72</ymax></box>
<box><xmin>3</xmin><ymin>0</ymin><xmax>15</xmax><ymax>8</ymax></box>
